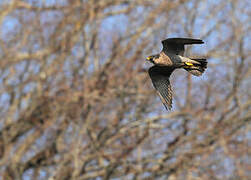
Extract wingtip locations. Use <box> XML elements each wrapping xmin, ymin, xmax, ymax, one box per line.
<box><xmin>198</xmin><ymin>39</ymin><xmax>204</xmax><ymax>44</ymax></box>
<box><xmin>188</xmin><ymin>38</ymin><xmax>204</xmax><ymax>44</ymax></box>
<box><xmin>163</xmin><ymin>103</ymin><xmax>172</xmax><ymax>111</ymax></box>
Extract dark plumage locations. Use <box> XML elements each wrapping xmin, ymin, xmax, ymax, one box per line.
<box><xmin>146</xmin><ymin>38</ymin><xmax>207</xmax><ymax>110</ymax></box>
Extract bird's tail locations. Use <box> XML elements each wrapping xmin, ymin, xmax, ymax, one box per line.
<box><xmin>183</xmin><ymin>58</ymin><xmax>207</xmax><ymax>76</ymax></box>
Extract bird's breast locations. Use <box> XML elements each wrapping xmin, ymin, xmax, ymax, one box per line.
<box><xmin>154</xmin><ymin>53</ymin><xmax>174</xmax><ymax>66</ymax></box>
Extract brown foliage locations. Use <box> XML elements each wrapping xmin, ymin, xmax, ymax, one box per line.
<box><xmin>0</xmin><ymin>0</ymin><xmax>250</xmax><ymax>179</ymax></box>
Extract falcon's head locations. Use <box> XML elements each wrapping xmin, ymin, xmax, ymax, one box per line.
<box><xmin>146</xmin><ymin>54</ymin><xmax>160</xmax><ymax>64</ymax></box>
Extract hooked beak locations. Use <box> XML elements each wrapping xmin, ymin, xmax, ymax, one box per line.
<box><xmin>146</xmin><ymin>56</ymin><xmax>155</xmax><ymax>64</ymax></box>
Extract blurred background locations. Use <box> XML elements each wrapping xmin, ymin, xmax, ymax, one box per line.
<box><xmin>0</xmin><ymin>0</ymin><xmax>250</xmax><ymax>179</ymax></box>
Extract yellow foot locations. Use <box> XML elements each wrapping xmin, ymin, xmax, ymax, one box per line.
<box><xmin>185</xmin><ymin>62</ymin><xmax>193</xmax><ymax>66</ymax></box>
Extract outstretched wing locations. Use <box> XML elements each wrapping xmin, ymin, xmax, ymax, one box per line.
<box><xmin>161</xmin><ymin>38</ymin><xmax>204</xmax><ymax>55</ymax></box>
<box><xmin>148</xmin><ymin>66</ymin><xmax>175</xmax><ymax>110</ymax></box>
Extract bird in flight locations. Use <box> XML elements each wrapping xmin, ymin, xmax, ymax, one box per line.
<box><xmin>146</xmin><ymin>38</ymin><xmax>207</xmax><ymax>110</ymax></box>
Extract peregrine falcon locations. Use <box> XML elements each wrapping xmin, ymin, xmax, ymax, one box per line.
<box><xmin>146</xmin><ymin>38</ymin><xmax>207</xmax><ymax>110</ymax></box>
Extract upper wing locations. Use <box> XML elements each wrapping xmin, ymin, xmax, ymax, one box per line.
<box><xmin>148</xmin><ymin>66</ymin><xmax>175</xmax><ymax>110</ymax></box>
<box><xmin>161</xmin><ymin>38</ymin><xmax>204</xmax><ymax>55</ymax></box>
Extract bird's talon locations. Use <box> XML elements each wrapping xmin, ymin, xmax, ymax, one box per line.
<box><xmin>185</xmin><ymin>62</ymin><xmax>193</xmax><ymax>66</ymax></box>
